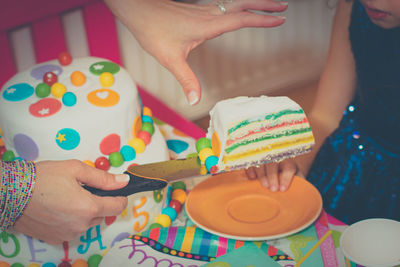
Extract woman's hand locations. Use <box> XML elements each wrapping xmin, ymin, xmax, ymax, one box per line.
<box><xmin>105</xmin><ymin>0</ymin><xmax>287</xmax><ymax>105</ymax></box>
<box><xmin>245</xmin><ymin>158</ymin><xmax>299</xmax><ymax>192</ymax></box>
<box><xmin>13</xmin><ymin>160</ymin><xmax>129</xmax><ymax>245</ymax></box>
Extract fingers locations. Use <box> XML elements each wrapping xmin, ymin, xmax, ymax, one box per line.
<box><xmin>91</xmin><ymin>195</ymin><xmax>128</xmax><ymax>217</ymax></box>
<box><xmin>70</xmin><ymin>160</ymin><xmax>130</xmax><ymax>190</ymax></box>
<box><xmin>265</xmin><ymin>162</ymin><xmax>279</xmax><ymax>191</ymax></box>
<box><xmin>220</xmin><ymin>0</ymin><xmax>288</xmax><ymax>14</ymax></box>
<box><xmin>166</xmin><ymin>57</ymin><xmax>201</xmax><ymax>105</ymax></box>
<box><xmin>278</xmin><ymin>160</ymin><xmax>297</xmax><ymax>191</ymax></box>
<box><xmin>245</xmin><ymin>166</ymin><xmax>257</xmax><ymax>179</ymax></box>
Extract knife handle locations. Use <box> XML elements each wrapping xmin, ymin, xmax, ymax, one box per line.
<box><xmin>83</xmin><ymin>171</ymin><xmax>168</xmax><ymax>197</ymax></box>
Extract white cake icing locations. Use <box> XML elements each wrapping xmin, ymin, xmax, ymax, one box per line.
<box><xmin>206</xmin><ymin>95</ymin><xmax>314</xmax><ymax>171</ymax></box>
<box><xmin>0</xmin><ymin>56</ymin><xmax>171</xmax><ymax>265</ymax></box>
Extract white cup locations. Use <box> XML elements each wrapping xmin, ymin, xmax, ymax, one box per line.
<box><xmin>340</xmin><ymin>218</ymin><xmax>400</xmax><ymax>267</ymax></box>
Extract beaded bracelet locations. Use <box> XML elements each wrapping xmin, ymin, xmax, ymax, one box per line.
<box><xmin>0</xmin><ymin>160</ymin><xmax>36</xmax><ymax>231</ymax></box>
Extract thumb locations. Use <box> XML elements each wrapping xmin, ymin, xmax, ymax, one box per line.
<box><xmin>168</xmin><ymin>58</ymin><xmax>201</xmax><ymax>105</ymax></box>
<box><xmin>74</xmin><ymin>161</ymin><xmax>130</xmax><ymax>190</ymax></box>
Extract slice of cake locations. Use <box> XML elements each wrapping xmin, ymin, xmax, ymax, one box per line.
<box><xmin>204</xmin><ymin>95</ymin><xmax>314</xmax><ymax>171</ymax></box>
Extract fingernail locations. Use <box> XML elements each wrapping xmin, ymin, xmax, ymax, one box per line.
<box><xmin>270</xmin><ymin>185</ymin><xmax>277</xmax><ymax>192</ymax></box>
<box><xmin>280</xmin><ymin>1</ymin><xmax>288</xmax><ymax>5</ymax></box>
<box><xmin>116</xmin><ymin>174</ymin><xmax>130</xmax><ymax>182</ymax></box>
<box><xmin>187</xmin><ymin>90</ymin><xmax>199</xmax><ymax>105</ymax></box>
<box><xmin>278</xmin><ymin>16</ymin><xmax>286</xmax><ymax>20</ymax></box>
<box><xmin>280</xmin><ymin>185</ymin><xmax>287</xmax><ymax>192</ymax></box>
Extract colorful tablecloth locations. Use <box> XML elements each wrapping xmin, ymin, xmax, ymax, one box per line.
<box><xmin>100</xmin><ymin>119</ymin><xmax>350</xmax><ymax>267</ymax></box>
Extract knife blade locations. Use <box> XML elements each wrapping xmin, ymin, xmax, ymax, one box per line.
<box><xmin>83</xmin><ymin>157</ymin><xmax>210</xmax><ymax>197</ymax></box>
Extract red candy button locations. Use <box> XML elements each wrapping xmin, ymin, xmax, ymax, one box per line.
<box><xmin>43</xmin><ymin>71</ymin><xmax>58</xmax><ymax>86</ymax></box>
<box><xmin>99</xmin><ymin>134</ymin><xmax>121</xmax><ymax>155</ymax></box>
<box><xmin>168</xmin><ymin>199</ymin><xmax>182</xmax><ymax>213</ymax></box>
<box><xmin>137</xmin><ymin>130</ymin><xmax>151</xmax><ymax>145</ymax></box>
<box><xmin>95</xmin><ymin>156</ymin><xmax>111</xmax><ymax>171</ymax></box>
<box><xmin>58</xmin><ymin>51</ymin><xmax>72</xmax><ymax>66</ymax></box>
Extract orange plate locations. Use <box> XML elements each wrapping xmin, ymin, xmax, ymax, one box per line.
<box><xmin>185</xmin><ymin>170</ymin><xmax>322</xmax><ymax>241</ymax></box>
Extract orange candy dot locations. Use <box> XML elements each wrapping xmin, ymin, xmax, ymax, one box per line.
<box><xmin>142</xmin><ymin>106</ymin><xmax>152</xmax><ymax>117</ymax></box>
<box><xmin>0</xmin><ymin>262</ymin><xmax>10</xmax><ymax>267</ymax></box>
<box><xmin>72</xmin><ymin>259</ymin><xmax>89</xmax><ymax>267</ymax></box>
<box><xmin>171</xmin><ymin>188</ymin><xmax>187</xmax><ymax>204</ymax></box>
<box><xmin>71</xmin><ymin>71</ymin><xmax>86</xmax><ymax>86</ymax></box>
<box><xmin>83</xmin><ymin>160</ymin><xmax>95</xmax><ymax>167</ymax></box>
<box><xmin>212</xmin><ymin>132</ymin><xmax>221</xmax><ymax>157</ymax></box>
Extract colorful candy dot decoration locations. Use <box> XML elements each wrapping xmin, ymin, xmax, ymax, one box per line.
<box><xmin>141</xmin><ymin>122</ymin><xmax>154</xmax><ymax>136</ymax></box>
<box><xmin>142</xmin><ymin>106</ymin><xmax>152</xmax><ymax>117</ymax></box>
<box><xmin>168</xmin><ymin>199</ymin><xmax>182</xmax><ymax>213</ymax></box>
<box><xmin>83</xmin><ymin>160</ymin><xmax>95</xmax><ymax>168</ymax></box>
<box><xmin>171</xmin><ymin>188</ymin><xmax>187</xmax><ymax>204</ymax></box>
<box><xmin>196</xmin><ymin>137</ymin><xmax>212</xmax><ymax>153</ymax></box>
<box><xmin>137</xmin><ymin>130</ymin><xmax>151</xmax><ymax>145</ymax></box>
<box><xmin>195</xmin><ymin>137</ymin><xmax>219</xmax><ymax>174</ymax></box>
<box><xmin>35</xmin><ymin>82</ymin><xmax>51</xmax><ymax>98</ymax></box>
<box><xmin>109</xmin><ymin>151</ymin><xmax>124</xmax><ymax>167</ymax></box>
<box><xmin>128</xmin><ymin>138</ymin><xmax>146</xmax><ymax>154</ymax></box>
<box><xmin>99</xmin><ymin>72</ymin><xmax>114</xmax><ymax>87</ymax></box>
<box><xmin>120</xmin><ymin>145</ymin><xmax>136</xmax><ymax>161</ymax></box>
<box><xmin>43</xmin><ymin>71</ymin><xmax>58</xmax><ymax>86</ymax></box>
<box><xmin>156</xmin><ymin>214</ymin><xmax>171</xmax><ymax>227</ymax></box>
<box><xmin>148</xmin><ymin>222</ymin><xmax>163</xmax><ymax>229</ymax></box>
<box><xmin>72</xmin><ymin>259</ymin><xmax>88</xmax><ymax>267</ymax></box>
<box><xmin>51</xmin><ymin>82</ymin><xmax>67</xmax><ymax>98</ymax></box>
<box><xmin>171</xmin><ymin>181</ymin><xmax>186</xmax><ymax>191</ymax></box>
<box><xmin>58</xmin><ymin>51</ymin><xmax>72</xmax><ymax>66</ymax></box>
<box><xmin>94</xmin><ymin>156</ymin><xmax>110</xmax><ymax>171</ymax></box>
<box><xmin>2</xmin><ymin>150</ymin><xmax>15</xmax><ymax>162</ymax></box>
<box><xmin>161</xmin><ymin>207</ymin><xmax>177</xmax><ymax>221</ymax></box>
<box><xmin>70</xmin><ymin>71</ymin><xmax>86</xmax><ymax>86</ymax></box>
<box><xmin>62</xmin><ymin>92</ymin><xmax>77</xmax><ymax>106</ymax></box>
<box><xmin>87</xmin><ymin>254</ymin><xmax>102</xmax><ymax>267</ymax></box>
<box><xmin>141</xmin><ymin>115</ymin><xmax>153</xmax><ymax>124</ymax></box>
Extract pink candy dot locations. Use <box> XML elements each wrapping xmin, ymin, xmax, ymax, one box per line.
<box><xmin>137</xmin><ymin>130</ymin><xmax>151</xmax><ymax>145</ymax></box>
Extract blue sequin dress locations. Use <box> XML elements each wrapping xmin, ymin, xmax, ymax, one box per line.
<box><xmin>306</xmin><ymin>0</ymin><xmax>400</xmax><ymax>224</ymax></box>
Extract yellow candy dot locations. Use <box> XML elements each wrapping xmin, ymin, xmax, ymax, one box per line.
<box><xmin>128</xmin><ymin>138</ymin><xmax>146</xmax><ymax>154</ymax></box>
<box><xmin>28</xmin><ymin>264</ymin><xmax>40</xmax><ymax>267</ymax></box>
<box><xmin>200</xmin><ymin>165</ymin><xmax>208</xmax><ymax>175</ymax></box>
<box><xmin>72</xmin><ymin>258</ymin><xmax>89</xmax><ymax>267</ymax></box>
<box><xmin>100</xmin><ymin>72</ymin><xmax>114</xmax><ymax>87</ymax></box>
<box><xmin>142</xmin><ymin>106</ymin><xmax>153</xmax><ymax>117</ymax></box>
<box><xmin>71</xmin><ymin>71</ymin><xmax>86</xmax><ymax>86</ymax></box>
<box><xmin>199</xmin><ymin>147</ymin><xmax>214</xmax><ymax>163</ymax></box>
<box><xmin>51</xmin><ymin>82</ymin><xmax>67</xmax><ymax>98</ymax></box>
<box><xmin>171</xmin><ymin>188</ymin><xmax>187</xmax><ymax>204</ymax></box>
<box><xmin>156</xmin><ymin>214</ymin><xmax>171</xmax><ymax>227</ymax></box>
<box><xmin>83</xmin><ymin>160</ymin><xmax>95</xmax><ymax>168</ymax></box>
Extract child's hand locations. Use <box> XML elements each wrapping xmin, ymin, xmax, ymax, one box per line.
<box><xmin>245</xmin><ymin>158</ymin><xmax>298</xmax><ymax>192</ymax></box>
<box><xmin>105</xmin><ymin>0</ymin><xmax>287</xmax><ymax>105</ymax></box>
<box><xmin>13</xmin><ymin>160</ymin><xmax>129</xmax><ymax>245</ymax></box>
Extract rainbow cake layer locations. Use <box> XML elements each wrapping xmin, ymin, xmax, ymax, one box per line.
<box><xmin>206</xmin><ymin>96</ymin><xmax>314</xmax><ymax>171</ymax></box>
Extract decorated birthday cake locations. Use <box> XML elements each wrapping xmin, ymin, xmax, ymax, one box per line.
<box><xmin>0</xmin><ymin>54</ymin><xmax>173</xmax><ymax>265</ymax></box>
<box><xmin>197</xmin><ymin>96</ymin><xmax>314</xmax><ymax>172</ymax></box>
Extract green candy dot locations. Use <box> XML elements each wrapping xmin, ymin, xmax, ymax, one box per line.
<box><xmin>88</xmin><ymin>254</ymin><xmax>102</xmax><ymax>267</ymax></box>
<box><xmin>109</xmin><ymin>152</ymin><xmax>124</xmax><ymax>167</ymax></box>
<box><xmin>196</xmin><ymin>137</ymin><xmax>212</xmax><ymax>153</ymax></box>
<box><xmin>172</xmin><ymin>181</ymin><xmax>186</xmax><ymax>191</ymax></box>
<box><xmin>186</xmin><ymin>152</ymin><xmax>198</xmax><ymax>159</ymax></box>
<box><xmin>35</xmin><ymin>83</ymin><xmax>51</xmax><ymax>98</ymax></box>
<box><xmin>162</xmin><ymin>247</ymin><xmax>169</xmax><ymax>253</ymax></box>
<box><xmin>141</xmin><ymin>122</ymin><xmax>154</xmax><ymax>135</ymax></box>
<box><xmin>149</xmin><ymin>223</ymin><xmax>162</xmax><ymax>230</ymax></box>
<box><xmin>11</xmin><ymin>263</ymin><xmax>24</xmax><ymax>267</ymax></box>
<box><xmin>2</xmin><ymin>150</ymin><xmax>15</xmax><ymax>162</ymax></box>
<box><xmin>89</xmin><ymin>61</ymin><xmax>120</xmax><ymax>75</ymax></box>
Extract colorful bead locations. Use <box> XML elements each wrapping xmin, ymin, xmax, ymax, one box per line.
<box><xmin>200</xmin><ymin>165</ymin><xmax>208</xmax><ymax>175</ymax></box>
<box><xmin>120</xmin><ymin>145</ymin><xmax>136</xmax><ymax>161</ymax></box>
<box><xmin>70</xmin><ymin>71</ymin><xmax>86</xmax><ymax>86</ymax></box>
<box><xmin>205</xmin><ymin>155</ymin><xmax>219</xmax><ymax>172</ymax></box>
<box><xmin>0</xmin><ymin>262</ymin><xmax>9</xmax><ymax>267</ymax></box>
<box><xmin>87</xmin><ymin>254</ymin><xmax>102</xmax><ymax>267</ymax></box>
<box><xmin>2</xmin><ymin>150</ymin><xmax>15</xmax><ymax>162</ymax></box>
<box><xmin>171</xmin><ymin>188</ymin><xmax>187</xmax><ymax>204</ymax></box>
<box><xmin>27</xmin><ymin>264</ymin><xmax>41</xmax><ymax>267</ymax></box>
<box><xmin>141</xmin><ymin>115</ymin><xmax>153</xmax><ymax>124</ymax></box>
<box><xmin>58</xmin><ymin>51</ymin><xmax>72</xmax><ymax>66</ymax></box>
<box><xmin>142</xmin><ymin>106</ymin><xmax>152</xmax><ymax>117</ymax></box>
<box><xmin>71</xmin><ymin>259</ymin><xmax>88</xmax><ymax>267</ymax></box>
<box><xmin>128</xmin><ymin>138</ymin><xmax>146</xmax><ymax>154</ymax></box>
<box><xmin>161</xmin><ymin>207</ymin><xmax>177</xmax><ymax>221</ymax></box>
<box><xmin>94</xmin><ymin>156</ymin><xmax>110</xmax><ymax>171</ymax></box>
<box><xmin>109</xmin><ymin>152</ymin><xmax>124</xmax><ymax>167</ymax></box>
<box><xmin>51</xmin><ymin>82</ymin><xmax>67</xmax><ymax>98</ymax></box>
<box><xmin>43</xmin><ymin>71</ymin><xmax>58</xmax><ymax>86</ymax></box>
<box><xmin>199</xmin><ymin>147</ymin><xmax>214</xmax><ymax>163</ymax></box>
<box><xmin>156</xmin><ymin>214</ymin><xmax>171</xmax><ymax>227</ymax></box>
<box><xmin>196</xmin><ymin>137</ymin><xmax>212</xmax><ymax>153</ymax></box>
<box><xmin>35</xmin><ymin>82</ymin><xmax>51</xmax><ymax>98</ymax></box>
<box><xmin>62</xmin><ymin>92</ymin><xmax>77</xmax><ymax>106</ymax></box>
<box><xmin>171</xmin><ymin>181</ymin><xmax>186</xmax><ymax>191</ymax></box>
<box><xmin>168</xmin><ymin>199</ymin><xmax>182</xmax><ymax>213</ymax></box>
<box><xmin>99</xmin><ymin>72</ymin><xmax>114</xmax><ymax>87</ymax></box>
<box><xmin>58</xmin><ymin>262</ymin><xmax>72</xmax><ymax>267</ymax></box>
<box><xmin>137</xmin><ymin>130</ymin><xmax>151</xmax><ymax>145</ymax></box>
<box><xmin>141</xmin><ymin>122</ymin><xmax>155</xmax><ymax>136</ymax></box>
<box><xmin>210</xmin><ymin>165</ymin><xmax>219</xmax><ymax>174</ymax></box>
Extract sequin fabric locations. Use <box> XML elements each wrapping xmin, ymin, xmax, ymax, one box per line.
<box><xmin>306</xmin><ymin>0</ymin><xmax>400</xmax><ymax>224</ymax></box>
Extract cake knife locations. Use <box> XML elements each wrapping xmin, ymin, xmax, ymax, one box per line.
<box><xmin>83</xmin><ymin>157</ymin><xmax>211</xmax><ymax>197</ymax></box>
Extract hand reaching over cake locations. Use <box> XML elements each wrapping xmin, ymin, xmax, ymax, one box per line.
<box><xmin>196</xmin><ymin>95</ymin><xmax>314</xmax><ymax>191</ymax></box>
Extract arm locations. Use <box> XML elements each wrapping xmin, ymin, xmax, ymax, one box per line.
<box><xmin>104</xmin><ymin>0</ymin><xmax>288</xmax><ymax>105</ymax></box>
<box><xmin>295</xmin><ymin>0</ymin><xmax>356</xmax><ymax>175</ymax></box>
